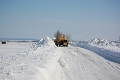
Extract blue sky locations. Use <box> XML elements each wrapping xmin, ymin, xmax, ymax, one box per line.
<box><xmin>0</xmin><ymin>0</ymin><xmax>120</xmax><ymax>40</ymax></box>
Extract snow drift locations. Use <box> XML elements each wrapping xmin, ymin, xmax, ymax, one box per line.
<box><xmin>71</xmin><ymin>39</ymin><xmax>120</xmax><ymax>64</ymax></box>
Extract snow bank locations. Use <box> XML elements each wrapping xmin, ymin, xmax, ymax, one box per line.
<box><xmin>37</xmin><ymin>36</ymin><xmax>55</xmax><ymax>46</ymax></box>
<box><xmin>0</xmin><ymin>36</ymin><xmax>64</xmax><ymax>80</ymax></box>
<box><xmin>30</xmin><ymin>36</ymin><xmax>55</xmax><ymax>51</ymax></box>
<box><xmin>75</xmin><ymin>38</ymin><xmax>120</xmax><ymax>53</ymax></box>
<box><xmin>89</xmin><ymin>38</ymin><xmax>119</xmax><ymax>46</ymax></box>
<box><xmin>88</xmin><ymin>39</ymin><xmax>120</xmax><ymax>53</ymax></box>
<box><xmin>89</xmin><ymin>39</ymin><xmax>120</xmax><ymax>52</ymax></box>
<box><xmin>26</xmin><ymin>37</ymin><xmax>64</xmax><ymax>80</ymax></box>
<box><xmin>71</xmin><ymin>40</ymin><xmax>120</xmax><ymax>64</ymax></box>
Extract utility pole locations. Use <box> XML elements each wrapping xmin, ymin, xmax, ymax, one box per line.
<box><xmin>119</xmin><ymin>36</ymin><xmax>120</xmax><ymax>42</ymax></box>
<box><xmin>119</xmin><ymin>36</ymin><xmax>120</xmax><ymax>47</ymax></box>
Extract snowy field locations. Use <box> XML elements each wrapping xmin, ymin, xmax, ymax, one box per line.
<box><xmin>0</xmin><ymin>37</ymin><xmax>120</xmax><ymax>80</ymax></box>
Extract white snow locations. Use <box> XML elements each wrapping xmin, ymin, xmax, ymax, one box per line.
<box><xmin>88</xmin><ymin>38</ymin><xmax>120</xmax><ymax>52</ymax></box>
<box><xmin>0</xmin><ymin>37</ymin><xmax>120</xmax><ymax>80</ymax></box>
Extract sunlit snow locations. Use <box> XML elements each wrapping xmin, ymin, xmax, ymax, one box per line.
<box><xmin>0</xmin><ymin>37</ymin><xmax>120</xmax><ymax>80</ymax></box>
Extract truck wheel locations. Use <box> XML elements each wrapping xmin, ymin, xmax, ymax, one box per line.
<box><xmin>66</xmin><ymin>44</ymin><xmax>68</xmax><ymax>47</ymax></box>
<box><xmin>55</xmin><ymin>43</ymin><xmax>58</xmax><ymax>47</ymax></box>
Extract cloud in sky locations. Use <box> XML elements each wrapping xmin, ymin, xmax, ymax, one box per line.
<box><xmin>0</xmin><ymin>0</ymin><xmax>120</xmax><ymax>40</ymax></box>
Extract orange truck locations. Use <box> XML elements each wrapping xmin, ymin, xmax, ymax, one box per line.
<box><xmin>54</xmin><ymin>34</ymin><xmax>68</xmax><ymax>47</ymax></box>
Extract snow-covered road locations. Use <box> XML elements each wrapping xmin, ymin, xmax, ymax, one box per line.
<box><xmin>59</xmin><ymin>46</ymin><xmax>120</xmax><ymax>80</ymax></box>
<box><xmin>0</xmin><ymin>37</ymin><xmax>120</xmax><ymax>80</ymax></box>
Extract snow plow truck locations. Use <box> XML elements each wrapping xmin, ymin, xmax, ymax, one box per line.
<box><xmin>54</xmin><ymin>34</ymin><xmax>68</xmax><ymax>47</ymax></box>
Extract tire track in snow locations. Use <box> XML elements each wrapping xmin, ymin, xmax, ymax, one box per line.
<box><xmin>58</xmin><ymin>46</ymin><xmax>87</xmax><ymax>80</ymax></box>
<box><xmin>58</xmin><ymin>45</ymin><xmax>120</xmax><ymax>80</ymax></box>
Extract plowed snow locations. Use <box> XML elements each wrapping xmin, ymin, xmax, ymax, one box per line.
<box><xmin>0</xmin><ymin>37</ymin><xmax>120</xmax><ymax>80</ymax></box>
